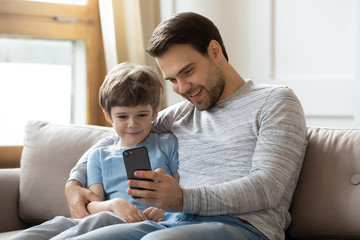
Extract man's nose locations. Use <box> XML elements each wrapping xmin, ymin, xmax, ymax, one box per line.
<box><xmin>176</xmin><ymin>79</ymin><xmax>191</xmax><ymax>95</ymax></box>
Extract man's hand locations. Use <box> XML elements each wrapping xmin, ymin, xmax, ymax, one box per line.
<box><xmin>143</xmin><ymin>207</ymin><xmax>166</xmax><ymax>222</ymax></box>
<box><xmin>127</xmin><ymin>168</ymin><xmax>183</xmax><ymax>212</ymax></box>
<box><xmin>65</xmin><ymin>180</ymin><xmax>101</xmax><ymax>218</ymax></box>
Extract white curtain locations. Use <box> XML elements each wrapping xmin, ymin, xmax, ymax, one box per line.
<box><xmin>98</xmin><ymin>0</ymin><xmax>160</xmax><ymax>72</ymax></box>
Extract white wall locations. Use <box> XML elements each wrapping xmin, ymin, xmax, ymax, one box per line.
<box><xmin>159</xmin><ymin>0</ymin><xmax>360</xmax><ymax>128</ymax></box>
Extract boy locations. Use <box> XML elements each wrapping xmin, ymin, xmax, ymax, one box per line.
<box><xmin>10</xmin><ymin>62</ymin><xmax>179</xmax><ymax>240</ymax></box>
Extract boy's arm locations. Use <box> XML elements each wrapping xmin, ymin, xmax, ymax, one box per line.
<box><xmin>86</xmin><ymin>184</ymin><xmax>148</xmax><ymax>223</ymax></box>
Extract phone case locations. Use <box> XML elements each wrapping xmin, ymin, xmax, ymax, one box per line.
<box><xmin>123</xmin><ymin>146</ymin><xmax>152</xmax><ymax>198</ymax></box>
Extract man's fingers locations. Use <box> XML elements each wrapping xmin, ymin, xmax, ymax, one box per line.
<box><xmin>127</xmin><ymin>188</ymin><xmax>155</xmax><ymax>200</ymax></box>
<box><xmin>134</xmin><ymin>168</ymin><xmax>167</xmax><ymax>181</ymax></box>
<box><xmin>128</xmin><ymin>179</ymin><xmax>156</xmax><ymax>191</ymax></box>
<box><xmin>65</xmin><ymin>180</ymin><xmax>102</xmax><ymax>219</ymax></box>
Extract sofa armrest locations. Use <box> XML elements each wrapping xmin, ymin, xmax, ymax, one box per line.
<box><xmin>0</xmin><ymin>168</ymin><xmax>28</xmax><ymax>232</ymax></box>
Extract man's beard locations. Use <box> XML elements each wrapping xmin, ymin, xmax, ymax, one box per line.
<box><xmin>206</xmin><ymin>64</ymin><xmax>225</xmax><ymax>109</ymax></box>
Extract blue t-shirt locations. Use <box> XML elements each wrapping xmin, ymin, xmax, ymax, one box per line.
<box><xmin>87</xmin><ymin>132</ymin><xmax>178</xmax><ymax>211</ymax></box>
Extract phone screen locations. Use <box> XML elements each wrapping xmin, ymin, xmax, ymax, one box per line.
<box><xmin>123</xmin><ymin>146</ymin><xmax>152</xmax><ymax>198</ymax></box>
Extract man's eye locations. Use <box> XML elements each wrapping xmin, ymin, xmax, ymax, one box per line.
<box><xmin>184</xmin><ymin>68</ymin><xmax>193</xmax><ymax>75</ymax></box>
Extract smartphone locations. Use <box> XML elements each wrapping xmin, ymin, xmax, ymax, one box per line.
<box><xmin>123</xmin><ymin>146</ymin><xmax>152</xmax><ymax>198</ymax></box>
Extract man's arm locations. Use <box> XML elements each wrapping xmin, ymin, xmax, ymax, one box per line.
<box><xmin>65</xmin><ymin>132</ymin><xmax>118</xmax><ymax>218</ymax></box>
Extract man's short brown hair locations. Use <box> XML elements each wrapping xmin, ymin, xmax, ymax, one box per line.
<box><xmin>146</xmin><ymin>12</ymin><xmax>228</xmax><ymax>61</ymax></box>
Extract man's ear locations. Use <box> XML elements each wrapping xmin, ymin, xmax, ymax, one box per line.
<box><xmin>102</xmin><ymin>108</ymin><xmax>113</xmax><ymax>125</ymax></box>
<box><xmin>152</xmin><ymin>106</ymin><xmax>159</xmax><ymax>121</ymax></box>
<box><xmin>207</xmin><ymin>40</ymin><xmax>222</xmax><ymax>61</ymax></box>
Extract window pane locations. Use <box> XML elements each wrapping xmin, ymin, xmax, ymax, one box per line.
<box><xmin>0</xmin><ymin>37</ymin><xmax>85</xmax><ymax>145</ymax></box>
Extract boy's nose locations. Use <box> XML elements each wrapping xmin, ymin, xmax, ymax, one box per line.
<box><xmin>128</xmin><ymin>118</ymin><xmax>137</xmax><ymax>128</ymax></box>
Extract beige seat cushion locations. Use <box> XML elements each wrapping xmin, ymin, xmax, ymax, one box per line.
<box><xmin>288</xmin><ymin>127</ymin><xmax>360</xmax><ymax>239</ymax></box>
<box><xmin>19</xmin><ymin>121</ymin><xmax>112</xmax><ymax>225</ymax></box>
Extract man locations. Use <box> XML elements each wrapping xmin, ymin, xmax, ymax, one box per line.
<box><xmin>65</xmin><ymin>12</ymin><xmax>307</xmax><ymax>240</ymax></box>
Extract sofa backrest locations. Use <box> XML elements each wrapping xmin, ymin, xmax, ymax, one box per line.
<box><xmin>19</xmin><ymin>120</ymin><xmax>113</xmax><ymax>225</ymax></box>
<box><xmin>288</xmin><ymin>127</ymin><xmax>360</xmax><ymax>239</ymax></box>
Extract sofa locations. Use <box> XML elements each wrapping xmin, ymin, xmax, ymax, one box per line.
<box><xmin>0</xmin><ymin>120</ymin><xmax>359</xmax><ymax>239</ymax></box>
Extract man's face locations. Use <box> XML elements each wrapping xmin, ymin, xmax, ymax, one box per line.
<box><xmin>155</xmin><ymin>44</ymin><xmax>225</xmax><ymax>111</ymax></box>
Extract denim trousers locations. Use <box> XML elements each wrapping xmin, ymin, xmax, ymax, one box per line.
<box><xmin>69</xmin><ymin>213</ymin><xmax>269</xmax><ymax>240</ymax></box>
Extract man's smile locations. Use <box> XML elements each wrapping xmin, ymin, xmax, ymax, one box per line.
<box><xmin>189</xmin><ymin>88</ymin><xmax>202</xmax><ymax>102</ymax></box>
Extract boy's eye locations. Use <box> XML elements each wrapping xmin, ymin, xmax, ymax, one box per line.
<box><xmin>139</xmin><ymin>113</ymin><xmax>148</xmax><ymax>117</ymax></box>
<box><xmin>117</xmin><ymin>115</ymin><xmax>127</xmax><ymax>119</ymax></box>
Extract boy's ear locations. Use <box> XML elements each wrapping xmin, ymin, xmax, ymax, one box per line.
<box><xmin>152</xmin><ymin>106</ymin><xmax>159</xmax><ymax>121</ymax></box>
<box><xmin>102</xmin><ymin>108</ymin><xmax>113</xmax><ymax>125</ymax></box>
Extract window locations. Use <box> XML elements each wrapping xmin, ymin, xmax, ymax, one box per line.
<box><xmin>0</xmin><ymin>37</ymin><xmax>86</xmax><ymax>145</ymax></box>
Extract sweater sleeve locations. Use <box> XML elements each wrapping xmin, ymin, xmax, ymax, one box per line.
<box><xmin>68</xmin><ymin>132</ymin><xmax>118</xmax><ymax>187</ymax></box>
<box><xmin>182</xmin><ymin>87</ymin><xmax>307</xmax><ymax>215</ymax></box>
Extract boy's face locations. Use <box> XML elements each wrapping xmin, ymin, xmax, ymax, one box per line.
<box><xmin>105</xmin><ymin>104</ymin><xmax>158</xmax><ymax>148</ymax></box>
<box><xmin>155</xmin><ymin>43</ymin><xmax>225</xmax><ymax>111</ymax></box>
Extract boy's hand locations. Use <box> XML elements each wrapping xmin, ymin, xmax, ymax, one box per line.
<box><xmin>143</xmin><ymin>207</ymin><xmax>166</xmax><ymax>222</ymax></box>
<box><xmin>65</xmin><ymin>180</ymin><xmax>101</xmax><ymax>219</ymax></box>
<box><xmin>109</xmin><ymin>198</ymin><xmax>148</xmax><ymax>223</ymax></box>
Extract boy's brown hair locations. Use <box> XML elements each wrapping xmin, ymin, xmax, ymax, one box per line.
<box><xmin>99</xmin><ymin>62</ymin><xmax>163</xmax><ymax>115</ymax></box>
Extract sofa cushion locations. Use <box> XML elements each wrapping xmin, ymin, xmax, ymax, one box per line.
<box><xmin>19</xmin><ymin>121</ymin><xmax>112</xmax><ymax>225</ymax></box>
<box><xmin>288</xmin><ymin>127</ymin><xmax>360</xmax><ymax>239</ymax></box>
